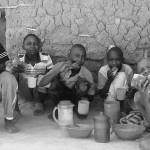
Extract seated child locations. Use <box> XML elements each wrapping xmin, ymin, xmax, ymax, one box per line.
<box><xmin>0</xmin><ymin>43</ymin><xmax>19</xmax><ymax>133</ymax></box>
<box><xmin>12</xmin><ymin>34</ymin><xmax>53</xmax><ymax>116</ymax></box>
<box><xmin>134</xmin><ymin>58</ymin><xmax>150</xmax><ymax>150</ymax></box>
<box><xmin>98</xmin><ymin>46</ymin><xmax>133</xmax><ymax>112</ymax></box>
<box><xmin>38</xmin><ymin>44</ymin><xmax>95</xmax><ymax>119</ymax></box>
<box><xmin>134</xmin><ymin>58</ymin><xmax>150</xmax><ymax>124</ymax></box>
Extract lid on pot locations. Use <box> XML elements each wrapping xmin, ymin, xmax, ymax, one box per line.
<box><xmin>94</xmin><ymin>112</ymin><xmax>110</xmax><ymax>121</ymax></box>
<box><xmin>58</xmin><ymin>100</ymin><xmax>74</xmax><ymax>108</ymax></box>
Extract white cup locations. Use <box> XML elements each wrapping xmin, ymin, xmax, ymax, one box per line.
<box><xmin>28</xmin><ymin>77</ymin><xmax>37</xmax><ymax>88</ymax></box>
<box><xmin>116</xmin><ymin>87</ymin><xmax>127</xmax><ymax>100</ymax></box>
<box><xmin>42</xmin><ymin>56</ymin><xmax>48</xmax><ymax>63</ymax></box>
<box><xmin>78</xmin><ymin>100</ymin><xmax>90</xmax><ymax>115</ymax></box>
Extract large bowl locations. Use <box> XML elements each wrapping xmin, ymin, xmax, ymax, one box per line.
<box><xmin>114</xmin><ymin>124</ymin><xmax>145</xmax><ymax>140</ymax></box>
<box><xmin>67</xmin><ymin>124</ymin><xmax>93</xmax><ymax>138</ymax></box>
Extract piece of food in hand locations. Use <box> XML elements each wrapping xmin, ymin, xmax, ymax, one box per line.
<box><xmin>131</xmin><ymin>74</ymin><xmax>147</xmax><ymax>88</ymax></box>
<box><xmin>112</xmin><ymin>67</ymin><xmax>118</xmax><ymax>75</ymax></box>
<box><xmin>70</xmin><ymin>62</ymin><xmax>80</xmax><ymax>69</ymax></box>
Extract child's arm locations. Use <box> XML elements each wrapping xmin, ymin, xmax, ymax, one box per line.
<box><xmin>45</xmin><ymin>54</ymin><xmax>53</xmax><ymax>72</ymax></box>
<box><xmin>38</xmin><ymin>62</ymin><xmax>70</xmax><ymax>87</ymax></box>
<box><xmin>38</xmin><ymin>62</ymin><xmax>61</xmax><ymax>87</ymax></box>
<box><xmin>98</xmin><ymin>70</ymin><xmax>115</xmax><ymax>99</ymax></box>
<box><xmin>136</xmin><ymin>79</ymin><xmax>150</xmax><ymax>124</ymax></box>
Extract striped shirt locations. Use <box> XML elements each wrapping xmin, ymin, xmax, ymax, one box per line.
<box><xmin>19</xmin><ymin>52</ymin><xmax>53</xmax><ymax>77</ymax></box>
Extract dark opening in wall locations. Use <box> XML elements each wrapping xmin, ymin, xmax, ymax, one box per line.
<box><xmin>0</xmin><ymin>9</ymin><xmax>6</xmax><ymax>47</ymax></box>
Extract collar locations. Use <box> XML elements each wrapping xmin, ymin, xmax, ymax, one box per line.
<box><xmin>24</xmin><ymin>53</ymin><xmax>41</xmax><ymax>64</ymax></box>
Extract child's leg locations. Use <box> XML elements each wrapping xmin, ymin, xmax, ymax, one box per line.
<box><xmin>109</xmin><ymin>72</ymin><xmax>128</xmax><ymax>113</ymax></box>
<box><xmin>18</xmin><ymin>74</ymin><xmax>34</xmax><ymax>101</ymax></box>
<box><xmin>33</xmin><ymin>87</ymin><xmax>47</xmax><ymax>116</ymax></box>
<box><xmin>0</xmin><ymin>72</ymin><xmax>19</xmax><ymax>133</ymax></box>
<box><xmin>109</xmin><ymin>72</ymin><xmax>127</xmax><ymax>99</ymax></box>
<box><xmin>73</xmin><ymin>79</ymin><xmax>90</xmax><ymax>119</ymax></box>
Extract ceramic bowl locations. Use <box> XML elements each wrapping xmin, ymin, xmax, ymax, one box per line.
<box><xmin>67</xmin><ymin>124</ymin><xmax>93</xmax><ymax>138</ymax></box>
<box><xmin>114</xmin><ymin>124</ymin><xmax>145</xmax><ymax>141</ymax></box>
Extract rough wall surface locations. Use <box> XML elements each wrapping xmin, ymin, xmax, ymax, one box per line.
<box><xmin>1</xmin><ymin>0</ymin><xmax>150</xmax><ymax>63</ymax></box>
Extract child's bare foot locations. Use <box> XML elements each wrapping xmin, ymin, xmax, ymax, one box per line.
<box><xmin>77</xmin><ymin>113</ymin><xmax>87</xmax><ymax>120</ymax></box>
<box><xmin>48</xmin><ymin>111</ymin><xmax>58</xmax><ymax>122</ymax></box>
<box><xmin>34</xmin><ymin>103</ymin><xmax>45</xmax><ymax>116</ymax></box>
<box><xmin>5</xmin><ymin>119</ymin><xmax>20</xmax><ymax>133</ymax></box>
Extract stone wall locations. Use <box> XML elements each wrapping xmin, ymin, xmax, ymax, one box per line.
<box><xmin>0</xmin><ymin>0</ymin><xmax>150</xmax><ymax>63</ymax></box>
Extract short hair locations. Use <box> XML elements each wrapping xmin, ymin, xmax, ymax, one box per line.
<box><xmin>107</xmin><ymin>46</ymin><xmax>123</xmax><ymax>59</ymax></box>
<box><xmin>23</xmin><ymin>34</ymin><xmax>40</xmax><ymax>44</ymax></box>
<box><xmin>137</xmin><ymin>58</ymin><xmax>150</xmax><ymax>72</ymax></box>
<box><xmin>70</xmin><ymin>44</ymin><xmax>86</xmax><ymax>56</ymax></box>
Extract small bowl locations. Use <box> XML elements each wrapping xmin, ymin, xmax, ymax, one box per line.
<box><xmin>67</xmin><ymin>124</ymin><xmax>93</xmax><ymax>138</ymax></box>
<box><xmin>114</xmin><ymin>124</ymin><xmax>145</xmax><ymax>141</ymax></box>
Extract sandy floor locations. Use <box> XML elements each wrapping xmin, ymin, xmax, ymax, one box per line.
<box><xmin>0</xmin><ymin>98</ymin><xmax>141</xmax><ymax>150</ymax></box>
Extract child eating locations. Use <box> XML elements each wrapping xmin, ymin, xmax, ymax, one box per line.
<box><xmin>38</xmin><ymin>44</ymin><xmax>95</xmax><ymax>119</ymax></box>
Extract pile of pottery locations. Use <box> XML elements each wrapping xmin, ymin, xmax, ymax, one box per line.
<box><xmin>52</xmin><ymin>100</ymin><xmax>145</xmax><ymax>143</ymax></box>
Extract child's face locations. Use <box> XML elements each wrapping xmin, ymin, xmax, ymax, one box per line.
<box><xmin>69</xmin><ymin>47</ymin><xmax>86</xmax><ymax>69</ymax></box>
<box><xmin>23</xmin><ymin>36</ymin><xmax>40</xmax><ymax>55</ymax></box>
<box><xmin>137</xmin><ymin>59</ymin><xmax>150</xmax><ymax>76</ymax></box>
<box><xmin>107</xmin><ymin>50</ymin><xmax>123</xmax><ymax>69</ymax></box>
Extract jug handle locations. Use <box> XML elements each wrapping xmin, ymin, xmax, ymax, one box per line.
<box><xmin>110</xmin><ymin>119</ymin><xmax>114</xmax><ymax>134</ymax></box>
<box><xmin>53</xmin><ymin>107</ymin><xmax>59</xmax><ymax>123</ymax></box>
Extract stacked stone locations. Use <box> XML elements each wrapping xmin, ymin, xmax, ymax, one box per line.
<box><xmin>0</xmin><ymin>0</ymin><xmax>150</xmax><ymax>63</ymax></box>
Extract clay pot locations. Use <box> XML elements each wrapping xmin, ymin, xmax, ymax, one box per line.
<box><xmin>114</xmin><ymin>124</ymin><xmax>145</xmax><ymax>141</ymax></box>
<box><xmin>67</xmin><ymin>124</ymin><xmax>93</xmax><ymax>138</ymax></box>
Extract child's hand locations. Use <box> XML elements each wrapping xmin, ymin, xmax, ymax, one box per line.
<box><xmin>11</xmin><ymin>64</ymin><xmax>25</xmax><ymax>74</ymax></box>
<box><xmin>107</xmin><ymin>69</ymin><xmax>115</xmax><ymax>82</ymax></box>
<box><xmin>136</xmin><ymin>79</ymin><xmax>150</xmax><ymax>103</ymax></box>
<box><xmin>70</xmin><ymin>62</ymin><xmax>80</xmax><ymax>70</ymax></box>
<box><xmin>60</xmin><ymin>61</ymin><xmax>72</xmax><ymax>73</ymax></box>
<box><xmin>75</xmin><ymin>77</ymin><xmax>90</xmax><ymax>92</ymax></box>
<box><xmin>137</xmin><ymin>79</ymin><xmax>149</xmax><ymax>93</ymax></box>
<box><xmin>126</xmin><ymin>87</ymin><xmax>137</xmax><ymax>99</ymax></box>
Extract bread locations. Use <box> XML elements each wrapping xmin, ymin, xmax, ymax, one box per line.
<box><xmin>112</xmin><ymin>67</ymin><xmax>118</xmax><ymax>75</ymax></box>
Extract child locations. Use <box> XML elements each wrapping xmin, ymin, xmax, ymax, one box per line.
<box><xmin>38</xmin><ymin>44</ymin><xmax>95</xmax><ymax>119</ymax></box>
<box><xmin>12</xmin><ymin>34</ymin><xmax>53</xmax><ymax>116</ymax></box>
<box><xmin>98</xmin><ymin>46</ymin><xmax>133</xmax><ymax>99</ymax></box>
<box><xmin>0</xmin><ymin>43</ymin><xmax>19</xmax><ymax>133</ymax></box>
<box><xmin>134</xmin><ymin>58</ymin><xmax>150</xmax><ymax>124</ymax></box>
<box><xmin>98</xmin><ymin>46</ymin><xmax>133</xmax><ymax>112</ymax></box>
<box><xmin>134</xmin><ymin>58</ymin><xmax>150</xmax><ymax>150</ymax></box>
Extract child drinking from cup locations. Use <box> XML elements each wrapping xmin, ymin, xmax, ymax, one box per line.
<box><xmin>12</xmin><ymin>34</ymin><xmax>53</xmax><ymax>116</ymax></box>
<box><xmin>98</xmin><ymin>46</ymin><xmax>133</xmax><ymax>112</ymax></box>
<box><xmin>38</xmin><ymin>44</ymin><xmax>95</xmax><ymax>119</ymax></box>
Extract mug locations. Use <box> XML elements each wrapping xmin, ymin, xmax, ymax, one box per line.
<box><xmin>116</xmin><ymin>87</ymin><xmax>127</xmax><ymax>100</ymax></box>
<box><xmin>78</xmin><ymin>100</ymin><xmax>89</xmax><ymax>115</ymax></box>
<box><xmin>104</xmin><ymin>101</ymin><xmax>120</xmax><ymax>124</ymax></box>
<box><xmin>28</xmin><ymin>77</ymin><xmax>37</xmax><ymax>88</ymax></box>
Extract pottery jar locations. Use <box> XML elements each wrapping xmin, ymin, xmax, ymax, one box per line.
<box><xmin>53</xmin><ymin>101</ymin><xmax>74</xmax><ymax>129</ymax></box>
<box><xmin>93</xmin><ymin>112</ymin><xmax>114</xmax><ymax>143</ymax></box>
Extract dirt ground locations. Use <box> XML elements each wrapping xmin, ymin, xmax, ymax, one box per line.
<box><xmin>0</xmin><ymin>96</ymin><xmax>141</xmax><ymax>150</ymax></box>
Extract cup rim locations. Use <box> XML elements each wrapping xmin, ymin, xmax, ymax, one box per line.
<box><xmin>78</xmin><ymin>100</ymin><xmax>89</xmax><ymax>104</ymax></box>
